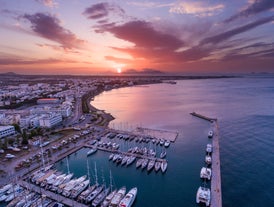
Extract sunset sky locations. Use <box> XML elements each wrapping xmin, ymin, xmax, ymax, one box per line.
<box><xmin>0</xmin><ymin>0</ymin><xmax>274</xmax><ymax>75</ymax></box>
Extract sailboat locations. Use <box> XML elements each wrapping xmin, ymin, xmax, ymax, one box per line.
<box><xmin>101</xmin><ymin>170</ymin><xmax>117</xmax><ymax>207</ymax></box>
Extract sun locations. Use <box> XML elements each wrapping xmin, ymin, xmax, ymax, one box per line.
<box><xmin>116</xmin><ymin>67</ymin><xmax>122</xmax><ymax>74</ymax></box>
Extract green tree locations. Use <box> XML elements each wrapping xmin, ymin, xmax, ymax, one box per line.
<box><xmin>12</xmin><ymin>124</ymin><xmax>21</xmax><ymax>134</ymax></box>
<box><xmin>22</xmin><ymin>129</ymin><xmax>29</xmax><ymax>145</ymax></box>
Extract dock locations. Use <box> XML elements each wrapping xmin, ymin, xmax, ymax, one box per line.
<box><xmin>190</xmin><ymin>112</ymin><xmax>222</xmax><ymax>207</ymax></box>
<box><xmin>19</xmin><ymin>180</ymin><xmax>88</xmax><ymax>207</ymax></box>
<box><xmin>133</xmin><ymin>127</ymin><xmax>178</xmax><ymax>142</ymax></box>
<box><xmin>190</xmin><ymin>112</ymin><xmax>217</xmax><ymax>122</ymax></box>
<box><xmin>211</xmin><ymin>121</ymin><xmax>222</xmax><ymax>207</ymax></box>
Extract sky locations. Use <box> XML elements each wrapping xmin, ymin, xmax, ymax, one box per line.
<box><xmin>0</xmin><ymin>0</ymin><xmax>274</xmax><ymax>75</ymax></box>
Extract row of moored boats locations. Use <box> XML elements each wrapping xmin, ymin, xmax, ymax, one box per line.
<box><xmin>196</xmin><ymin>130</ymin><xmax>214</xmax><ymax>207</ymax></box>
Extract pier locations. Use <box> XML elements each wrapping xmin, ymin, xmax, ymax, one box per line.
<box><xmin>211</xmin><ymin>121</ymin><xmax>222</xmax><ymax>207</ymax></box>
<box><xmin>133</xmin><ymin>127</ymin><xmax>178</xmax><ymax>142</ymax></box>
<box><xmin>190</xmin><ymin>112</ymin><xmax>217</xmax><ymax>122</ymax></box>
<box><xmin>19</xmin><ymin>180</ymin><xmax>88</xmax><ymax>207</ymax></box>
<box><xmin>190</xmin><ymin>112</ymin><xmax>222</xmax><ymax>207</ymax></box>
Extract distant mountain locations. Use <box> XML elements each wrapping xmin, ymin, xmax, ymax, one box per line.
<box><xmin>0</xmin><ymin>72</ymin><xmax>20</xmax><ymax>76</ymax></box>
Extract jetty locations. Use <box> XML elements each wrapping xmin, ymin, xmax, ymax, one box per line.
<box><xmin>133</xmin><ymin>127</ymin><xmax>178</xmax><ymax>142</ymax></box>
<box><xmin>190</xmin><ymin>112</ymin><xmax>217</xmax><ymax>122</ymax></box>
<box><xmin>19</xmin><ymin>180</ymin><xmax>88</xmax><ymax>207</ymax></box>
<box><xmin>191</xmin><ymin>112</ymin><xmax>222</xmax><ymax>207</ymax></box>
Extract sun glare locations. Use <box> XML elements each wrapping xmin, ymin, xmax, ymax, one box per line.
<box><xmin>116</xmin><ymin>67</ymin><xmax>122</xmax><ymax>73</ymax></box>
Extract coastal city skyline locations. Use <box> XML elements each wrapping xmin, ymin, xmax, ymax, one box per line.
<box><xmin>1</xmin><ymin>0</ymin><xmax>274</xmax><ymax>75</ymax></box>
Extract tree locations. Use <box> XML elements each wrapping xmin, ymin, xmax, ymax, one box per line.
<box><xmin>12</xmin><ymin>124</ymin><xmax>21</xmax><ymax>134</ymax></box>
<box><xmin>3</xmin><ymin>137</ymin><xmax>8</xmax><ymax>149</ymax></box>
<box><xmin>21</xmin><ymin>129</ymin><xmax>29</xmax><ymax>145</ymax></box>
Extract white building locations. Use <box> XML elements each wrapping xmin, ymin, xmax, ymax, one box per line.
<box><xmin>39</xmin><ymin>113</ymin><xmax>62</xmax><ymax>128</ymax></box>
<box><xmin>0</xmin><ymin>125</ymin><xmax>15</xmax><ymax>138</ymax></box>
<box><xmin>20</xmin><ymin>115</ymin><xmax>40</xmax><ymax>129</ymax></box>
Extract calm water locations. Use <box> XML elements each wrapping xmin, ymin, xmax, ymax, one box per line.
<box><xmin>90</xmin><ymin>76</ymin><xmax>274</xmax><ymax>207</ymax></box>
<box><xmin>11</xmin><ymin>75</ymin><xmax>273</xmax><ymax>207</ymax></box>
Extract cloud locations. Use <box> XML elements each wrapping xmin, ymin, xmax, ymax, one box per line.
<box><xmin>0</xmin><ymin>57</ymin><xmax>64</xmax><ymax>65</ymax></box>
<box><xmin>123</xmin><ymin>68</ymin><xmax>163</xmax><ymax>74</ymax></box>
<box><xmin>105</xmin><ymin>55</ymin><xmax>133</xmax><ymax>63</ymax></box>
<box><xmin>22</xmin><ymin>12</ymin><xmax>85</xmax><ymax>50</ymax></box>
<box><xmin>225</xmin><ymin>0</ymin><xmax>274</xmax><ymax>23</ymax></box>
<box><xmin>201</xmin><ymin>15</ymin><xmax>274</xmax><ymax>45</ymax></box>
<box><xmin>169</xmin><ymin>2</ymin><xmax>224</xmax><ymax>17</ymax></box>
<box><xmin>83</xmin><ymin>2</ymin><xmax>125</xmax><ymax>19</ymax></box>
<box><xmin>35</xmin><ymin>0</ymin><xmax>58</xmax><ymax>8</ymax></box>
<box><xmin>101</xmin><ymin>20</ymin><xmax>184</xmax><ymax>50</ymax></box>
<box><xmin>127</xmin><ymin>2</ymin><xmax>172</xmax><ymax>9</ymax></box>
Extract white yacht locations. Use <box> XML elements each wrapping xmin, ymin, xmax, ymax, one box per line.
<box><xmin>0</xmin><ymin>183</ymin><xmax>12</xmax><ymax>194</ymax></box>
<box><xmin>5</xmin><ymin>154</ymin><xmax>15</xmax><ymax>159</ymax></box>
<box><xmin>126</xmin><ymin>156</ymin><xmax>136</xmax><ymax>166</ymax></box>
<box><xmin>136</xmin><ymin>159</ymin><xmax>143</xmax><ymax>169</ymax></box>
<box><xmin>101</xmin><ymin>189</ymin><xmax>117</xmax><ymax>207</ymax></box>
<box><xmin>91</xmin><ymin>187</ymin><xmax>110</xmax><ymax>207</ymax></box>
<box><xmin>118</xmin><ymin>187</ymin><xmax>137</xmax><ymax>207</ymax></box>
<box><xmin>141</xmin><ymin>159</ymin><xmax>148</xmax><ymax>169</ymax></box>
<box><xmin>164</xmin><ymin>140</ymin><xmax>170</xmax><ymax>148</ymax></box>
<box><xmin>196</xmin><ymin>186</ymin><xmax>211</xmax><ymax>206</ymax></box>
<box><xmin>109</xmin><ymin>186</ymin><xmax>126</xmax><ymax>207</ymax></box>
<box><xmin>208</xmin><ymin>130</ymin><xmax>214</xmax><ymax>138</ymax></box>
<box><xmin>87</xmin><ymin>148</ymin><xmax>97</xmax><ymax>156</ymax></box>
<box><xmin>205</xmin><ymin>155</ymin><xmax>212</xmax><ymax>165</ymax></box>
<box><xmin>161</xmin><ymin>160</ymin><xmax>168</xmax><ymax>173</ymax></box>
<box><xmin>200</xmin><ymin>167</ymin><xmax>212</xmax><ymax>180</ymax></box>
<box><xmin>154</xmin><ymin>161</ymin><xmax>161</xmax><ymax>172</ymax></box>
<box><xmin>147</xmin><ymin>159</ymin><xmax>155</xmax><ymax>172</ymax></box>
<box><xmin>206</xmin><ymin>144</ymin><xmax>213</xmax><ymax>154</ymax></box>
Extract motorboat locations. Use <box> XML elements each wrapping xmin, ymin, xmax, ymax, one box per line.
<box><xmin>161</xmin><ymin>160</ymin><xmax>168</xmax><ymax>173</ymax></box>
<box><xmin>196</xmin><ymin>186</ymin><xmax>211</xmax><ymax>206</ymax></box>
<box><xmin>160</xmin><ymin>150</ymin><xmax>166</xmax><ymax>159</ymax></box>
<box><xmin>126</xmin><ymin>156</ymin><xmax>136</xmax><ymax>166</ymax></box>
<box><xmin>85</xmin><ymin>185</ymin><xmax>103</xmax><ymax>204</ymax></box>
<box><xmin>206</xmin><ymin>144</ymin><xmax>213</xmax><ymax>154</ymax></box>
<box><xmin>109</xmin><ymin>186</ymin><xmax>126</xmax><ymax>207</ymax></box>
<box><xmin>118</xmin><ymin>187</ymin><xmax>137</xmax><ymax>207</ymax></box>
<box><xmin>101</xmin><ymin>190</ymin><xmax>117</xmax><ymax>207</ymax></box>
<box><xmin>147</xmin><ymin>159</ymin><xmax>155</xmax><ymax>172</ymax></box>
<box><xmin>136</xmin><ymin>159</ymin><xmax>143</xmax><ymax>169</ymax></box>
<box><xmin>87</xmin><ymin>148</ymin><xmax>97</xmax><ymax>156</ymax></box>
<box><xmin>121</xmin><ymin>156</ymin><xmax>129</xmax><ymax>166</ymax></box>
<box><xmin>70</xmin><ymin>180</ymin><xmax>89</xmax><ymax>199</ymax></box>
<box><xmin>154</xmin><ymin>161</ymin><xmax>161</xmax><ymax>172</ymax></box>
<box><xmin>164</xmin><ymin>140</ymin><xmax>170</xmax><ymax>148</ymax></box>
<box><xmin>0</xmin><ymin>183</ymin><xmax>12</xmax><ymax>194</ymax></box>
<box><xmin>78</xmin><ymin>184</ymin><xmax>98</xmax><ymax>202</ymax></box>
<box><xmin>200</xmin><ymin>167</ymin><xmax>212</xmax><ymax>180</ymax></box>
<box><xmin>5</xmin><ymin>154</ymin><xmax>15</xmax><ymax>159</ymax></box>
<box><xmin>208</xmin><ymin>130</ymin><xmax>214</xmax><ymax>138</ymax></box>
<box><xmin>109</xmin><ymin>153</ymin><xmax>114</xmax><ymax>161</ymax></box>
<box><xmin>91</xmin><ymin>187</ymin><xmax>110</xmax><ymax>206</ymax></box>
<box><xmin>205</xmin><ymin>155</ymin><xmax>212</xmax><ymax>165</ymax></box>
<box><xmin>141</xmin><ymin>159</ymin><xmax>148</xmax><ymax>170</ymax></box>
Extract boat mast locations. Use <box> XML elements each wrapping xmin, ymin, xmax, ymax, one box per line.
<box><xmin>87</xmin><ymin>159</ymin><xmax>90</xmax><ymax>187</ymax></box>
<box><xmin>94</xmin><ymin>162</ymin><xmax>98</xmax><ymax>185</ymax></box>
<box><xmin>66</xmin><ymin>156</ymin><xmax>70</xmax><ymax>174</ymax></box>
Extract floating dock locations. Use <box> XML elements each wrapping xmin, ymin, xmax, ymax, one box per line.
<box><xmin>133</xmin><ymin>127</ymin><xmax>178</xmax><ymax>142</ymax></box>
<box><xmin>190</xmin><ymin>112</ymin><xmax>222</xmax><ymax>207</ymax></box>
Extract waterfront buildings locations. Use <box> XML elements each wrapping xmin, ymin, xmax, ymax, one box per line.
<box><xmin>0</xmin><ymin>125</ymin><xmax>15</xmax><ymax>138</ymax></box>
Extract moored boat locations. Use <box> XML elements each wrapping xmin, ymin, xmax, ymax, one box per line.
<box><xmin>109</xmin><ymin>187</ymin><xmax>126</xmax><ymax>207</ymax></box>
<box><xmin>196</xmin><ymin>186</ymin><xmax>211</xmax><ymax>206</ymax></box>
<box><xmin>101</xmin><ymin>189</ymin><xmax>117</xmax><ymax>207</ymax></box>
<box><xmin>87</xmin><ymin>148</ymin><xmax>97</xmax><ymax>156</ymax></box>
<box><xmin>126</xmin><ymin>156</ymin><xmax>136</xmax><ymax>166</ymax></box>
<box><xmin>91</xmin><ymin>187</ymin><xmax>110</xmax><ymax>207</ymax></box>
<box><xmin>118</xmin><ymin>187</ymin><xmax>137</xmax><ymax>207</ymax></box>
<box><xmin>141</xmin><ymin>159</ymin><xmax>148</xmax><ymax>169</ymax></box>
<box><xmin>208</xmin><ymin>130</ymin><xmax>214</xmax><ymax>138</ymax></box>
<box><xmin>206</xmin><ymin>144</ymin><xmax>213</xmax><ymax>154</ymax></box>
<box><xmin>161</xmin><ymin>160</ymin><xmax>168</xmax><ymax>173</ymax></box>
<box><xmin>164</xmin><ymin>140</ymin><xmax>170</xmax><ymax>148</ymax></box>
<box><xmin>154</xmin><ymin>161</ymin><xmax>161</xmax><ymax>172</ymax></box>
<box><xmin>147</xmin><ymin>159</ymin><xmax>155</xmax><ymax>172</ymax></box>
<box><xmin>205</xmin><ymin>155</ymin><xmax>212</xmax><ymax>165</ymax></box>
<box><xmin>136</xmin><ymin>159</ymin><xmax>143</xmax><ymax>169</ymax></box>
<box><xmin>200</xmin><ymin>167</ymin><xmax>212</xmax><ymax>180</ymax></box>
<box><xmin>85</xmin><ymin>185</ymin><xmax>103</xmax><ymax>204</ymax></box>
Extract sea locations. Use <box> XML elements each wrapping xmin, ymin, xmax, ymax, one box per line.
<box><xmin>3</xmin><ymin>75</ymin><xmax>273</xmax><ymax>207</ymax></box>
